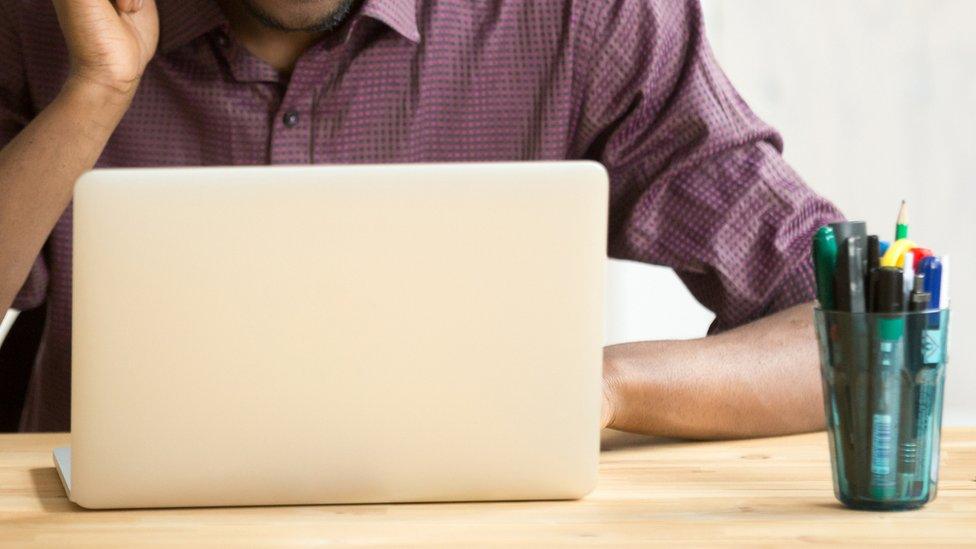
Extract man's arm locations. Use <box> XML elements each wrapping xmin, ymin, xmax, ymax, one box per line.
<box><xmin>0</xmin><ymin>82</ymin><xmax>134</xmax><ymax>313</ymax></box>
<box><xmin>573</xmin><ymin>0</ymin><xmax>842</xmax><ymax>438</ymax></box>
<box><xmin>0</xmin><ymin>0</ymin><xmax>158</xmax><ymax>314</ymax></box>
<box><xmin>602</xmin><ymin>302</ymin><xmax>823</xmax><ymax>439</ymax></box>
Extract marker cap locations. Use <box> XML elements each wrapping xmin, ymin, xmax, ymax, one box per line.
<box><xmin>874</xmin><ymin>267</ymin><xmax>904</xmax><ymax>314</ymax></box>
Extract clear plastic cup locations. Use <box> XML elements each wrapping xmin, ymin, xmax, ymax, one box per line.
<box><xmin>814</xmin><ymin>308</ymin><xmax>949</xmax><ymax>510</ymax></box>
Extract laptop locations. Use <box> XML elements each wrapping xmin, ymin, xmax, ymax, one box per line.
<box><xmin>56</xmin><ymin>162</ymin><xmax>608</xmax><ymax>509</ymax></box>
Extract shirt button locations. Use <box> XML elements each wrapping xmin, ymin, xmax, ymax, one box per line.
<box><xmin>282</xmin><ymin>111</ymin><xmax>300</xmax><ymax>128</ymax></box>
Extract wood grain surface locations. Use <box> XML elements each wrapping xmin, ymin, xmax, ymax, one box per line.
<box><xmin>1</xmin><ymin>429</ymin><xmax>974</xmax><ymax>547</ymax></box>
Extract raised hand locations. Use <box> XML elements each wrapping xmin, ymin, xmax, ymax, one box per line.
<box><xmin>51</xmin><ymin>0</ymin><xmax>159</xmax><ymax>97</ymax></box>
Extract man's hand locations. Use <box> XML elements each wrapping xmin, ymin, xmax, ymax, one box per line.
<box><xmin>599</xmin><ymin>302</ymin><xmax>825</xmax><ymax>439</ymax></box>
<box><xmin>52</xmin><ymin>0</ymin><xmax>159</xmax><ymax>98</ymax></box>
<box><xmin>0</xmin><ymin>1</ymin><xmax>157</xmax><ymax>313</ymax></box>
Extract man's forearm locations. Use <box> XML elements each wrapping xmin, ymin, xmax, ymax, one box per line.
<box><xmin>603</xmin><ymin>301</ymin><xmax>824</xmax><ymax>439</ymax></box>
<box><xmin>0</xmin><ymin>79</ymin><xmax>133</xmax><ymax>313</ymax></box>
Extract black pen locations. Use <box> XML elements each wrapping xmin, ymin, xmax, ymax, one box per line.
<box><xmin>833</xmin><ymin>233</ymin><xmax>868</xmax><ymax>494</ymax></box>
<box><xmin>898</xmin><ymin>274</ymin><xmax>929</xmax><ymax>497</ymax></box>
<box><xmin>866</xmin><ymin>235</ymin><xmax>880</xmax><ymax>308</ymax></box>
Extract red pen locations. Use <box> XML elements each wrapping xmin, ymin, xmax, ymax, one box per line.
<box><xmin>911</xmin><ymin>247</ymin><xmax>932</xmax><ymax>270</ymax></box>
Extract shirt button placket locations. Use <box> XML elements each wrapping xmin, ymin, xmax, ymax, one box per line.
<box><xmin>270</xmin><ymin>101</ymin><xmax>311</xmax><ymax>164</ymax></box>
<box><xmin>270</xmin><ymin>50</ymin><xmax>331</xmax><ymax>165</ymax></box>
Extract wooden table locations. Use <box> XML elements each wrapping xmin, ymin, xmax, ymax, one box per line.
<box><xmin>1</xmin><ymin>430</ymin><xmax>974</xmax><ymax>547</ymax></box>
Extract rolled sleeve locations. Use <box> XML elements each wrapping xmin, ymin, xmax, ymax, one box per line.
<box><xmin>576</xmin><ymin>0</ymin><xmax>843</xmax><ymax>332</ymax></box>
<box><xmin>1</xmin><ymin>3</ymin><xmax>48</xmax><ymax>311</ymax></box>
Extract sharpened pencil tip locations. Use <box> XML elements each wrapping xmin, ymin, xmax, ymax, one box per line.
<box><xmin>897</xmin><ymin>200</ymin><xmax>908</xmax><ymax>225</ymax></box>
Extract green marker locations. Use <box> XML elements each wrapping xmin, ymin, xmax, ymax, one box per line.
<box><xmin>870</xmin><ymin>267</ymin><xmax>905</xmax><ymax>500</ymax></box>
<box><xmin>813</xmin><ymin>226</ymin><xmax>838</xmax><ymax>309</ymax></box>
<box><xmin>815</xmin><ymin>225</ymin><xmax>860</xmax><ymax>492</ymax></box>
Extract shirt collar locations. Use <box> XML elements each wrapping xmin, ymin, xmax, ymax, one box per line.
<box><xmin>358</xmin><ymin>0</ymin><xmax>421</xmax><ymax>43</ymax></box>
<box><xmin>156</xmin><ymin>0</ymin><xmax>420</xmax><ymax>53</ymax></box>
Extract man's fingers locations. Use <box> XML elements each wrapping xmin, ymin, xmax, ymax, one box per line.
<box><xmin>116</xmin><ymin>0</ymin><xmax>143</xmax><ymax>14</ymax></box>
<box><xmin>52</xmin><ymin>0</ymin><xmax>127</xmax><ymax>25</ymax></box>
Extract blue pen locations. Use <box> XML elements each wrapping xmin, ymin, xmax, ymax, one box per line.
<box><xmin>918</xmin><ymin>256</ymin><xmax>942</xmax><ymax>310</ymax></box>
<box><xmin>912</xmin><ymin>256</ymin><xmax>944</xmax><ymax>498</ymax></box>
<box><xmin>879</xmin><ymin>240</ymin><xmax>891</xmax><ymax>256</ymax></box>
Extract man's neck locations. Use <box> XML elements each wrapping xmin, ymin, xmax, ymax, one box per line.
<box><xmin>217</xmin><ymin>0</ymin><xmax>328</xmax><ymax>74</ymax></box>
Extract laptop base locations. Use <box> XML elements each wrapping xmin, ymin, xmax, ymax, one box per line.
<box><xmin>52</xmin><ymin>446</ymin><xmax>72</xmax><ymax>500</ymax></box>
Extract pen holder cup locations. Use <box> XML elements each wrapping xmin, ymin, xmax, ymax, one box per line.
<box><xmin>815</xmin><ymin>308</ymin><xmax>950</xmax><ymax>511</ymax></box>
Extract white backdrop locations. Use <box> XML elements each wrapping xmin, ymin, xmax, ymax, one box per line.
<box><xmin>610</xmin><ymin>0</ymin><xmax>975</xmax><ymax>425</ymax></box>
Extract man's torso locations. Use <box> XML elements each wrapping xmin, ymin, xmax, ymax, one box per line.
<box><xmin>10</xmin><ymin>0</ymin><xmax>598</xmax><ymax>430</ymax></box>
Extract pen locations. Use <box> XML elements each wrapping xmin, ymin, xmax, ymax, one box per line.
<box><xmin>939</xmin><ymin>255</ymin><xmax>950</xmax><ymax>309</ymax></box>
<box><xmin>918</xmin><ymin>256</ymin><xmax>942</xmax><ymax>312</ymax></box>
<box><xmin>822</xmin><ymin>226</ymin><xmax>866</xmax><ymax>492</ymax></box>
<box><xmin>867</xmin><ymin>235</ymin><xmax>881</xmax><ymax>270</ymax></box>
<box><xmin>834</xmin><ymin>236</ymin><xmax>866</xmax><ymax>313</ymax></box>
<box><xmin>881</xmin><ymin>239</ymin><xmax>917</xmax><ymax>268</ymax></box>
<box><xmin>832</xmin><ymin>231</ymin><xmax>869</xmax><ymax>493</ymax></box>
<box><xmin>899</xmin><ymin>274</ymin><xmax>929</xmax><ymax>497</ymax></box>
<box><xmin>911</xmin><ymin>248</ymin><xmax>932</xmax><ymax>270</ymax></box>
<box><xmin>908</xmin><ymin>274</ymin><xmax>930</xmax><ymax>312</ymax></box>
<box><xmin>866</xmin><ymin>235</ymin><xmax>881</xmax><ymax>316</ymax></box>
<box><xmin>830</xmin><ymin>221</ymin><xmax>867</xmax><ymax>245</ymax></box>
<box><xmin>902</xmin><ymin>252</ymin><xmax>915</xmax><ymax>309</ymax></box>
<box><xmin>911</xmin><ymin>254</ymin><xmax>946</xmax><ymax>499</ymax></box>
<box><xmin>870</xmin><ymin>267</ymin><xmax>904</xmax><ymax>500</ymax></box>
<box><xmin>912</xmin><ymin>273</ymin><xmax>944</xmax><ymax>499</ymax></box>
<box><xmin>813</xmin><ymin>227</ymin><xmax>848</xmax><ymax>490</ymax></box>
<box><xmin>813</xmin><ymin>227</ymin><xmax>838</xmax><ymax>310</ymax></box>
<box><xmin>867</xmin><ymin>234</ymin><xmax>881</xmax><ymax>270</ymax></box>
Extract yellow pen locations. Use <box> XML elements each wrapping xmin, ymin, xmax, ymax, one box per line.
<box><xmin>881</xmin><ymin>239</ymin><xmax>916</xmax><ymax>268</ymax></box>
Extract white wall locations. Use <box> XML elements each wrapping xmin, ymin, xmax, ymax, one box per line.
<box><xmin>606</xmin><ymin>261</ymin><xmax>714</xmax><ymax>344</ymax></box>
<box><xmin>606</xmin><ymin>0</ymin><xmax>976</xmax><ymax>424</ymax></box>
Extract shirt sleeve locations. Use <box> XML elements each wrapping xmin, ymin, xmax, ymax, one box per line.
<box><xmin>1</xmin><ymin>3</ymin><xmax>48</xmax><ymax>311</ymax></box>
<box><xmin>575</xmin><ymin>0</ymin><xmax>844</xmax><ymax>332</ymax></box>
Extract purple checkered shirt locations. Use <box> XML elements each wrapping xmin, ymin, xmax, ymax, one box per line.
<box><xmin>1</xmin><ymin>0</ymin><xmax>841</xmax><ymax>431</ymax></box>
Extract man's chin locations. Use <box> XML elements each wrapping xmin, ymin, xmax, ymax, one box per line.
<box><xmin>239</xmin><ymin>0</ymin><xmax>358</xmax><ymax>33</ymax></box>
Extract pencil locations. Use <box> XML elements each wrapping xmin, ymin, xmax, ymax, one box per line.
<box><xmin>896</xmin><ymin>200</ymin><xmax>909</xmax><ymax>240</ymax></box>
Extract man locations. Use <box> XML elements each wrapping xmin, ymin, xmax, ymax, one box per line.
<box><xmin>0</xmin><ymin>0</ymin><xmax>842</xmax><ymax>435</ymax></box>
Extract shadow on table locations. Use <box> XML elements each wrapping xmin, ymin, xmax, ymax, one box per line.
<box><xmin>28</xmin><ymin>467</ymin><xmax>84</xmax><ymax>513</ymax></box>
<box><xmin>600</xmin><ymin>429</ymin><xmax>683</xmax><ymax>451</ymax></box>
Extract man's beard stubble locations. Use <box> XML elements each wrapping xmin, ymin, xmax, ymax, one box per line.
<box><xmin>238</xmin><ymin>0</ymin><xmax>359</xmax><ymax>33</ymax></box>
